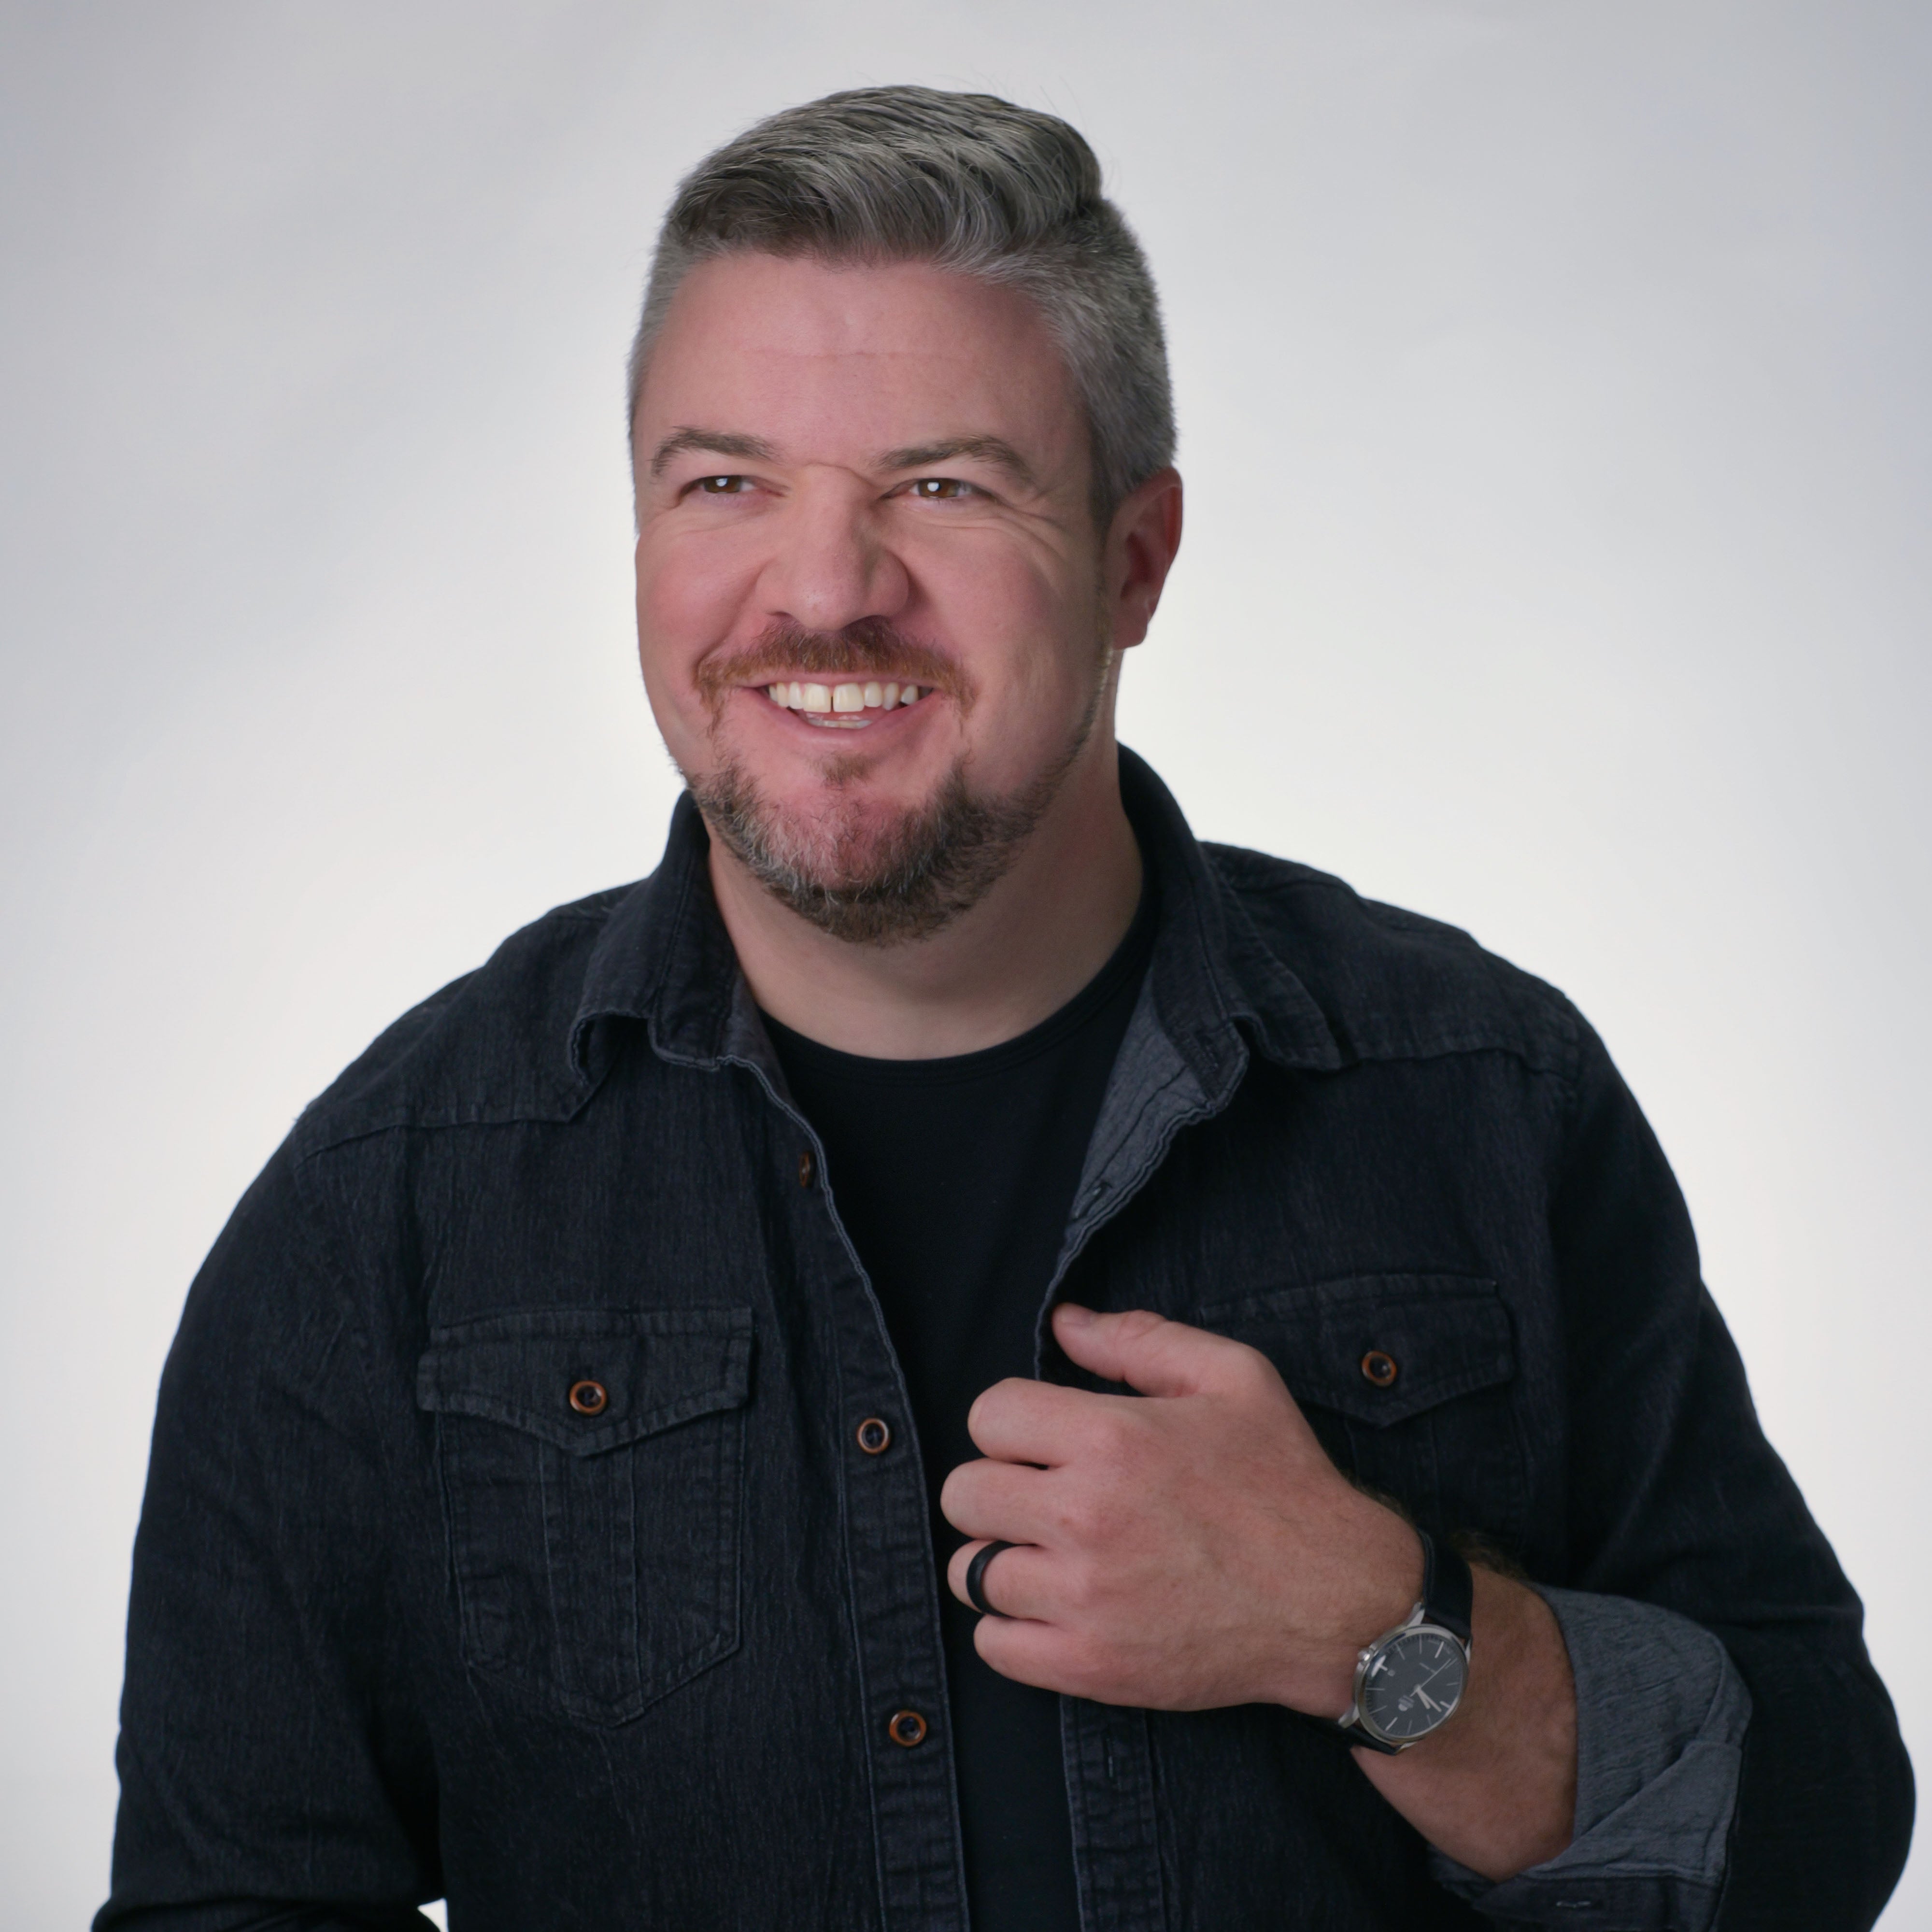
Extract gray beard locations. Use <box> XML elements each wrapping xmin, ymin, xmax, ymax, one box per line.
<box><xmin>690</xmin><ymin>686</ymin><xmax>1104</xmax><ymax>949</ymax></box>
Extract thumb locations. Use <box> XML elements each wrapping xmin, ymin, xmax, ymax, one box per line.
<box><xmin>1052</xmin><ymin>1304</ymin><xmax>1257</xmax><ymax>1399</ymax></box>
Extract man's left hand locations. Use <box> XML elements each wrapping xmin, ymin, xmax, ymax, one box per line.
<box><xmin>941</xmin><ymin>1301</ymin><xmax>1578</xmax><ymax>1881</ymax></box>
<box><xmin>940</xmin><ymin>1301</ymin><xmax>1421</xmax><ymax>1719</ymax></box>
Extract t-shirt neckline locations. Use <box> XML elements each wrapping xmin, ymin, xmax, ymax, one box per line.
<box><xmin>761</xmin><ymin>877</ymin><xmax>1157</xmax><ymax>1090</ymax></box>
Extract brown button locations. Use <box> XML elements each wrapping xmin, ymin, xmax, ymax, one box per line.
<box><xmin>887</xmin><ymin>1709</ymin><xmax>928</xmax><ymax>1747</ymax></box>
<box><xmin>1360</xmin><ymin>1350</ymin><xmax>1398</xmax><ymax>1389</ymax></box>
<box><xmin>798</xmin><ymin>1150</ymin><xmax>816</xmax><ymax>1189</ymax></box>
<box><xmin>856</xmin><ymin>1417</ymin><xmax>893</xmax><ymax>1455</ymax></box>
<box><xmin>568</xmin><ymin>1378</ymin><xmax>609</xmax><ymax>1417</ymax></box>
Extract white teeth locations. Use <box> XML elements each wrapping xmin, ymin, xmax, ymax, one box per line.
<box><xmin>767</xmin><ymin>677</ymin><xmax>924</xmax><ymax>714</ymax></box>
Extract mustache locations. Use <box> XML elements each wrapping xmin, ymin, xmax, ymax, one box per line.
<box><xmin>694</xmin><ymin>619</ymin><xmax>971</xmax><ymax>709</ymax></box>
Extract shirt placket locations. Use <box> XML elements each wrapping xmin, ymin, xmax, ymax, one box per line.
<box><xmin>767</xmin><ymin>1080</ymin><xmax>970</xmax><ymax>1932</ymax></box>
<box><xmin>1034</xmin><ymin>994</ymin><xmax>1254</xmax><ymax>1932</ymax></box>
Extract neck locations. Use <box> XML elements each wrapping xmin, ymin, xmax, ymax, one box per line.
<box><xmin>707</xmin><ymin>731</ymin><xmax>1142</xmax><ymax>1061</ymax></box>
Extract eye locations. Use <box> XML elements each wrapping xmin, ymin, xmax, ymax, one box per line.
<box><xmin>695</xmin><ymin>474</ymin><xmax>753</xmax><ymax>495</ymax></box>
<box><xmin>909</xmin><ymin>477</ymin><xmax>975</xmax><ymax>500</ymax></box>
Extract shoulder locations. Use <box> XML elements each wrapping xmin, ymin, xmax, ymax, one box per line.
<box><xmin>1205</xmin><ymin>842</ymin><xmax>1582</xmax><ymax>1078</ymax></box>
<box><xmin>289</xmin><ymin>882</ymin><xmax>637</xmax><ymax>1158</ymax></box>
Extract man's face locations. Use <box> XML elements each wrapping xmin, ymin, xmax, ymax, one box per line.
<box><xmin>631</xmin><ymin>252</ymin><xmax>1120</xmax><ymax>941</ymax></box>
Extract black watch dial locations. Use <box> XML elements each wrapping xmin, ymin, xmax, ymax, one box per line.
<box><xmin>1360</xmin><ymin>1625</ymin><xmax>1468</xmax><ymax>1743</ymax></box>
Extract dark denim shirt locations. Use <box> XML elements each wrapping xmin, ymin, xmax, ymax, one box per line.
<box><xmin>101</xmin><ymin>752</ymin><xmax>1912</xmax><ymax>1932</ymax></box>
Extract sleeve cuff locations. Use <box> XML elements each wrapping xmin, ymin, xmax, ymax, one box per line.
<box><xmin>1429</xmin><ymin>1585</ymin><xmax>1751</xmax><ymax>1930</ymax></box>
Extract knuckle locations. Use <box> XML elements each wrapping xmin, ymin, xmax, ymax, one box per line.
<box><xmin>1056</xmin><ymin>1490</ymin><xmax>1114</xmax><ymax>1547</ymax></box>
<box><xmin>1059</xmin><ymin>1637</ymin><xmax>1121</xmax><ymax>1704</ymax></box>
<box><xmin>1064</xmin><ymin>1555</ymin><xmax>1110</xmax><ymax>1616</ymax></box>
<box><xmin>1228</xmin><ymin>1346</ymin><xmax>1280</xmax><ymax>1398</ymax></box>
<box><xmin>1092</xmin><ymin>1408</ymin><xmax>1151</xmax><ymax>1466</ymax></box>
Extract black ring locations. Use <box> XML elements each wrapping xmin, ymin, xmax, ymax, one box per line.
<box><xmin>965</xmin><ymin>1540</ymin><xmax>1017</xmax><ymax>1618</ymax></box>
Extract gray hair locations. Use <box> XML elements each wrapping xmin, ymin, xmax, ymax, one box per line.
<box><xmin>627</xmin><ymin>86</ymin><xmax>1175</xmax><ymax>523</ymax></box>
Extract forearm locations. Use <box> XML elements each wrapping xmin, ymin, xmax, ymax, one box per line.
<box><xmin>1352</xmin><ymin>1565</ymin><xmax>1577</xmax><ymax>1879</ymax></box>
<box><xmin>1428</xmin><ymin>1587</ymin><xmax>1760</xmax><ymax>1931</ymax></box>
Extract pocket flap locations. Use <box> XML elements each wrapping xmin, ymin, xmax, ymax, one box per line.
<box><xmin>416</xmin><ymin>1307</ymin><xmax>753</xmax><ymax>1455</ymax></box>
<box><xmin>1199</xmin><ymin>1274</ymin><xmax>1513</xmax><ymax>1426</ymax></box>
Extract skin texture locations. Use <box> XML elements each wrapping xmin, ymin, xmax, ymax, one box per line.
<box><xmin>631</xmin><ymin>252</ymin><xmax>1577</xmax><ymax>1881</ymax></box>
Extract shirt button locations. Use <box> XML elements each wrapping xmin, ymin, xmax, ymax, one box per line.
<box><xmin>855</xmin><ymin>1417</ymin><xmax>893</xmax><ymax>1455</ymax></box>
<box><xmin>1360</xmin><ymin>1350</ymin><xmax>1399</xmax><ymax>1389</ymax></box>
<box><xmin>887</xmin><ymin>1709</ymin><xmax>928</xmax><ymax>1747</ymax></box>
<box><xmin>568</xmin><ymin>1378</ymin><xmax>609</xmax><ymax>1416</ymax></box>
<box><xmin>798</xmin><ymin>1150</ymin><xmax>816</xmax><ymax>1189</ymax></box>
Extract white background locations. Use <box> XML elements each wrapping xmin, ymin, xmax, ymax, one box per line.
<box><xmin>2</xmin><ymin>3</ymin><xmax>1925</xmax><ymax>1924</ymax></box>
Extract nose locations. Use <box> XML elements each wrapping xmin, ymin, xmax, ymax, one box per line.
<box><xmin>756</xmin><ymin>474</ymin><xmax>910</xmax><ymax>634</ymax></box>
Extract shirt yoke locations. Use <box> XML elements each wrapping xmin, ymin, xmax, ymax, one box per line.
<box><xmin>1206</xmin><ymin>842</ymin><xmax>1583</xmax><ymax>1082</ymax></box>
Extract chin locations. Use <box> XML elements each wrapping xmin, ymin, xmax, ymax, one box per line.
<box><xmin>689</xmin><ymin>748</ymin><xmax>1062</xmax><ymax>947</ymax></box>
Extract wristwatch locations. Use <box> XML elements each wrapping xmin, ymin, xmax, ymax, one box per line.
<box><xmin>1336</xmin><ymin>1529</ymin><xmax>1474</xmax><ymax>1753</ymax></box>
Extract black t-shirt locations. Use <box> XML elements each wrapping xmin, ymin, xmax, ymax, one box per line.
<box><xmin>765</xmin><ymin>887</ymin><xmax>1156</xmax><ymax>1932</ymax></box>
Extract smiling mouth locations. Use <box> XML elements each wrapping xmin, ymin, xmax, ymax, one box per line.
<box><xmin>759</xmin><ymin>679</ymin><xmax>933</xmax><ymax>729</ymax></box>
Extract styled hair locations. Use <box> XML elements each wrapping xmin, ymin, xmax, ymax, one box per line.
<box><xmin>627</xmin><ymin>85</ymin><xmax>1175</xmax><ymax>523</ymax></box>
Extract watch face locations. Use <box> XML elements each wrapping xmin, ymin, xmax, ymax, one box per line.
<box><xmin>1359</xmin><ymin>1625</ymin><xmax>1468</xmax><ymax>1744</ymax></box>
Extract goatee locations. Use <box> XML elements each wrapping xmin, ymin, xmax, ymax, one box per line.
<box><xmin>691</xmin><ymin>750</ymin><xmax>1073</xmax><ymax>947</ymax></box>
<box><xmin>685</xmin><ymin>613</ymin><xmax>1108</xmax><ymax>946</ymax></box>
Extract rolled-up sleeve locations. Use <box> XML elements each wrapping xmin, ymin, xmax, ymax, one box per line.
<box><xmin>1431</xmin><ymin>1587</ymin><xmax>1751</xmax><ymax>1929</ymax></box>
<box><xmin>1435</xmin><ymin>1009</ymin><xmax>1913</xmax><ymax>1932</ymax></box>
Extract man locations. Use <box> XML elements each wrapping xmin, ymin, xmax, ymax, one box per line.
<box><xmin>100</xmin><ymin>86</ymin><xmax>1910</xmax><ymax>1932</ymax></box>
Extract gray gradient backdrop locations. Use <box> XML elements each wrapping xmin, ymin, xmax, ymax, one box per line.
<box><xmin>2</xmin><ymin>3</ymin><xmax>1926</xmax><ymax>1924</ymax></box>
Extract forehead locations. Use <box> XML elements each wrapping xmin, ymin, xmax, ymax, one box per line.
<box><xmin>633</xmin><ymin>253</ymin><xmax>1084</xmax><ymax>462</ymax></box>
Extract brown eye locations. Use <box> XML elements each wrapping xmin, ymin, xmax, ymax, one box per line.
<box><xmin>698</xmin><ymin>475</ymin><xmax>745</xmax><ymax>494</ymax></box>
<box><xmin>912</xmin><ymin>477</ymin><xmax>968</xmax><ymax>499</ymax></box>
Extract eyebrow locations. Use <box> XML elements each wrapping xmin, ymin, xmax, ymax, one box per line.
<box><xmin>649</xmin><ymin>427</ymin><xmax>1040</xmax><ymax>491</ymax></box>
<box><xmin>649</xmin><ymin>427</ymin><xmax>779</xmax><ymax>478</ymax></box>
<box><xmin>878</xmin><ymin>437</ymin><xmax>1037</xmax><ymax>490</ymax></box>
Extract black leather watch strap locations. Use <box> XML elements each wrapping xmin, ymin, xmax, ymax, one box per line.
<box><xmin>1348</xmin><ymin>1724</ymin><xmax>1401</xmax><ymax>1755</ymax></box>
<box><xmin>1418</xmin><ymin>1529</ymin><xmax>1474</xmax><ymax>1646</ymax></box>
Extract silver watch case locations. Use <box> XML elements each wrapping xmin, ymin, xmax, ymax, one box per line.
<box><xmin>1337</xmin><ymin>1601</ymin><xmax>1473</xmax><ymax>1752</ymax></box>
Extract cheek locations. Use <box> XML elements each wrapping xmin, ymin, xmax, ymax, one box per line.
<box><xmin>637</xmin><ymin>538</ymin><xmax>740</xmax><ymax>653</ymax></box>
<box><xmin>925</xmin><ymin>551</ymin><xmax>1099</xmax><ymax>717</ymax></box>
<box><xmin>635</xmin><ymin>536</ymin><xmax>759</xmax><ymax>724</ymax></box>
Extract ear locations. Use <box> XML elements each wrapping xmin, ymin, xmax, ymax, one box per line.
<box><xmin>1104</xmin><ymin>468</ymin><xmax>1184</xmax><ymax>652</ymax></box>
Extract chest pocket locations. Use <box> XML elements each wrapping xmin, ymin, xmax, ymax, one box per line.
<box><xmin>1198</xmin><ymin>1274</ymin><xmax>1525</xmax><ymax>1549</ymax></box>
<box><xmin>416</xmin><ymin>1306</ymin><xmax>753</xmax><ymax>1726</ymax></box>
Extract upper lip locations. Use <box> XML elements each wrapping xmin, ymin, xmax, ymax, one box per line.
<box><xmin>739</xmin><ymin>672</ymin><xmax>928</xmax><ymax>688</ymax></box>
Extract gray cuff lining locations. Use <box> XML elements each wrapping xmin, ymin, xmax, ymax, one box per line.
<box><xmin>1429</xmin><ymin>1586</ymin><xmax>1750</xmax><ymax>1928</ymax></box>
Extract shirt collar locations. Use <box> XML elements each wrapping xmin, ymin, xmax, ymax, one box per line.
<box><xmin>569</xmin><ymin>747</ymin><xmax>1341</xmax><ymax>1092</ymax></box>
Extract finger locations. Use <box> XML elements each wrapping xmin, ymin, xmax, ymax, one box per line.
<box><xmin>946</xmin><ymin>1538</ymin><xmax>1058</xmax><ymax>1621</ymax></box>
<box><xmin>1052</xmin><ymin>1304</ymin><xmax>1280</xmax><ymax>1401</ymax></box>
<box><xmin>971</xmin><ymin>1614</ymin><xmax>1068</xmax><ymax>1690</ymax></box>
<box><xmin>971</xmin><ymin>1616</ymin><xmax>1123</xmax><ymax>1704</ymax></box>
<box><xmin>965</xmin><ymin>1376</ymin><xmax>1131</xmax><ymax>1465</ymax></box>
<box><xmin>938</xmin><ymin>1456</ymin><xmax>1060</xmax><ymax>1546</ymax></box>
